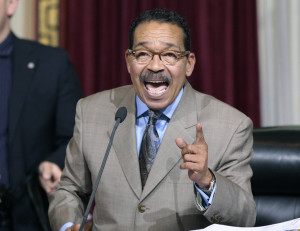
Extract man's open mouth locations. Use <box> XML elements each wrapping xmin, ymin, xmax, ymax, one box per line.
<box><xmin>144</xmin><ymin>80</ymin><xmax>169</xmax><ymax>95</ymax></box>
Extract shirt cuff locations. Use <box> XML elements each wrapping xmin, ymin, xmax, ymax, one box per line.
<box><xmin>60</xmin><ymin>222</ymin><xmax>74</xmax><ymax>231</ymax></box>
<box><xmin>194</xmin><ymin>181</ymin><xmax>217</xmax><ymax>211</ymax></box>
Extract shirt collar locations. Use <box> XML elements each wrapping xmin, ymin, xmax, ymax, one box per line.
<box><xmin>0</xmin><ymin>32</ymin><xmax>14</xmax><ymax>57</ymax></box>
<box><xmin>136</xmin><ymin>88</ymin><xmax>184</xmax><ymax>120</ymax></box>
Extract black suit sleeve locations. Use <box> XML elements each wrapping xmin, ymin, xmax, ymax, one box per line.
<box><xmin>44</xmin><ymin>51</ymin><xmax>83</xmax><ymax>170</ymax></box>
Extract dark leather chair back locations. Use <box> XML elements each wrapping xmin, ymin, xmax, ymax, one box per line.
<box><xmin>251</xmin><ymin>126</ymin><xmax>300</xmax><ymax>226</ymax></box>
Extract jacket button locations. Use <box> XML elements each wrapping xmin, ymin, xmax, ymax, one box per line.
<box><xmin>210</xmin><ymin>215</ymin><xmax>222</xmax><ymax>223</ymax></box>
<box><xmin>138</xmin><ymin>204</ymin><xmax>147</xmax><ymax>213</ymax></box>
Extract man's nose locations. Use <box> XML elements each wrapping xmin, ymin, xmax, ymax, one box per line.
<box><xmin>147</xmin><ymin>54</ymin><xmax>165</xmax><ymax>72</ymax></box>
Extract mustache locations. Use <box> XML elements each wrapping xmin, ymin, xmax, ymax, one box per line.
<box><xmin>140</xmin><ymin>72</ymin><xmax>172</xmax><ymax>84</ymax></box>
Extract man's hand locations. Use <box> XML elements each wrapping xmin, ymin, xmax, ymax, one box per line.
<box><xmin>66</xmin><ymin>222</ymin><xmax>92</xmax><ymax>231</ymax></box>
<box><xmin>38</xmin><ymin>161</ymin><xmax>62</xmax><ymax>194</ymax></box>
<box><xmin>66</xmin><ymin>224</ymin><xmax>80</xmax><ymax>231</ymax></box>
<box><xmin>175</xmin><ymin>123</ymin><xmax>213</xmax><ymax>189</ymax></box>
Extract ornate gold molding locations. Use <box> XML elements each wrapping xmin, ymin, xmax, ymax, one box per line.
<box><xmin>37</xmin><ymin>0</ymin><xmax>59</xmax><ymax>46</ymax></box>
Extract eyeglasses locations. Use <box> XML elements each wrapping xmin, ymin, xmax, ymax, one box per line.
<box><xmin>128</xmin><ymin>49</ymin><xmax>190</xmax><ymax>65</ymax></box>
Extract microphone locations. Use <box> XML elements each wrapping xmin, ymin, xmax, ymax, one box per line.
<box><xmin>115</xmin><ymin>106</ymin><xmax>127</xmax><ymax>123</ymax></box>
<box><xmin>79</xmin><ymin>107</ymin><xmax>127</xmax><ymax>231</ymax></box>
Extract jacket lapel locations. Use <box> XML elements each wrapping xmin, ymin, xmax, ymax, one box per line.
<box><xmin>141</xmin><ymin>82</ymin><xmax>198</xmax><ymax>200</ymax></box>
<box><xmin>112</xmin><ymin>88</ymin><xmax>143</xmax><ymax>198</ymax></box>
<box><xmin>8</xmin><ymin>36</ymin><xmax>36</xmax><ymax>146</ymax></box>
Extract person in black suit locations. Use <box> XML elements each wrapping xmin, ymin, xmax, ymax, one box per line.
<box><xmin>0</xmin><ymin>0</ymin><xmax>83</xmax><ymax>230</ymax></box>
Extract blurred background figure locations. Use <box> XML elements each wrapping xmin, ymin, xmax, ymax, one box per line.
<box><xmin>0</xmin><ymin>0</ymin><xmax>83</xmax><ymax>230</ymax></box>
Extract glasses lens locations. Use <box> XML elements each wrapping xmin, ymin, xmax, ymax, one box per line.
<box><xmin>131</xmin><ymin>50</ymin><xmax>185</xmax><ymax>65</ymax></box>
<box><xmin>161</xmin><ymin>51</ymin><xmax>178</xmax><ymax>65</ymax></box>
<box><xmin>134</xmin><ymin>50</ymin><xmax>152</xmax><ymax>64</ymax></box>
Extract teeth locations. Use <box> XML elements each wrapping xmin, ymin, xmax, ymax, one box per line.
<box><xmin>144</xmin><ymin>80</ymin><xmax>168</xmax><ymax>95</ymax></box>
<box><xmin>149</xmin><ymin>88</ymin><xmax>167</xmax><ymax>95</ymax></box>
<box><xmin>148</xmin><ymin>81</ymin><xmax>164</xmax><ymax>83</ymax></box>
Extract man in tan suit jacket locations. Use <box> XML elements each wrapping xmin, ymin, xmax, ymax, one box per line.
<box><xmin>48</xmin><ymin>8</ymin><xmax>256</xmax><ymax>231</ymax></box>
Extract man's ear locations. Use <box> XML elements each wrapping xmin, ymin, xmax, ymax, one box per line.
<box><xmin>7</xmin><ymin>0</ymin><xmax>19</xmax><ymax>17</ymax></box>
<box><xmin>185</xmin><ymin>52</ymin><xmax>196</xmax><ymax>77</ymax></box>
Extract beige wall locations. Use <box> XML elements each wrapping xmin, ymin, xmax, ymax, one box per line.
<box><xmin>11</xmin><ymin>0</ymin><xmax>36</xmax><ymax>40</ymax></box>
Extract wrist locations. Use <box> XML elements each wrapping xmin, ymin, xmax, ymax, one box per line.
<box><xmin>197</xmin><ymin>170</ymin><xmax>215</xmax><ymax>190</ymax></box>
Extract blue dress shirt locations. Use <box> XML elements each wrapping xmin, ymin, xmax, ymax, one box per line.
<box><xmin>135</xmin><ymin>89</ymin><xmax>183</xmax><ymax>155</ymax></box>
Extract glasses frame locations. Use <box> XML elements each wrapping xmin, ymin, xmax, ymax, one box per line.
<box><xmin>128</xmin><ymin>49</ymin><xmax>190</xmax><ymax>65</ymax></box>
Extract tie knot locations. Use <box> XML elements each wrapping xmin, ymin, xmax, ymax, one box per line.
<box><xmin>148</xmin><ymin>109</ymin><xmax>161</xmax><ymax>125</ymax></box>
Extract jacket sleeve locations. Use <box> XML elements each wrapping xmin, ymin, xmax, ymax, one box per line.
<box><xmin>45</xmin><ymin>51</ymin><xmax>83</xmax><ymax>170</ymax></box>
<box><xmin>48</xmin><ymin>99</ymin><xmax>91</xmax><ymax>231</ymax></box>
<box><xmin>203</xmin><ymin>116</ymin><xmax>257</xmax><ymax>226</ymax></box>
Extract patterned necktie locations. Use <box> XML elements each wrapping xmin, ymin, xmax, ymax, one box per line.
<box><xmin>139</xmin><ymin>109</ymin><xmax>161</xmax><ymax>189</ymax></box>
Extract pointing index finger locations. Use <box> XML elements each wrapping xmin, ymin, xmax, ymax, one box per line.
<box><xmin>195</xmin><ymin>123</ymin><xmax>205</xmax><ymax>144</ymax></box>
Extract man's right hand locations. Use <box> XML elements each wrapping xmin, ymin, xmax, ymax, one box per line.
<box><xmin>66</xmin><ymin>224</ymin><xmax>80</xmax><ymax>231</ymax></box>
<box><xmin>66</xmin><ymin>221</ymin><xmax>92</xmax><ymax>231</ymax></box>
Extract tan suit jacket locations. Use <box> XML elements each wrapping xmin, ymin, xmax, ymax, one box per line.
<box><xmin>49</xmin><ymin>82</ymin><xmax>256</xmax><ymax>231</ymax></box>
